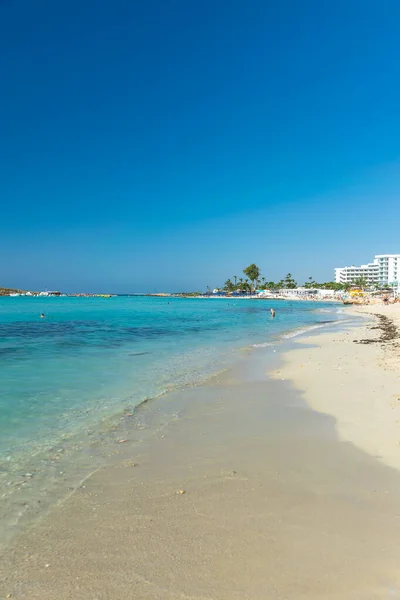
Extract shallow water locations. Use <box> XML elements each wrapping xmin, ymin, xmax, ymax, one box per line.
<box><xmin>3</xmin><ymin>329</ymin><xmax>400</xmax><ymax>600</ymax></box>
<box><xmin>0</xmin><ymin>296</ymin><xmax>350</xmax><ymax>460</ymax></box>
<box><xmin>0</xmin><ymin>295</ymin><xmax>353</xmax><ymax>546</ymax></box>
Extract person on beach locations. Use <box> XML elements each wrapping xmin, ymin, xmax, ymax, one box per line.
<box><xmin>270</xmin><ymin>308</ymin><xmax>275</xmax><ymax>317</ymax></box>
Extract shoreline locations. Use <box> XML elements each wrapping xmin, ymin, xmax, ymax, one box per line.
<box><xmin>272</xmin><ymin>304</ymin><xmax>400</xmax><ymax>471</ymax></box>
<box><xmin>3</xmin><ymin>308</ymin><xmax>400</xmax><ymax>597</ymax></box>
<box><xmin>170</xmin><ymin>294</ymin><xmax>344</xmax><ymax>302</ymax></box>
<box><xmin>0</xmin><ymin>302</ymin><xmax>351</xmax><ymax>554</ymax></box>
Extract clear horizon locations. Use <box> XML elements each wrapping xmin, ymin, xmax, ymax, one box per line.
<box><xmin>1</xmin><ymin>1</ymin><xmax>400</xmax><ymax>293</ymax></box>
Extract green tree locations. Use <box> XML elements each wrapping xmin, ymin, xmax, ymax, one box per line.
<box><xmin>326</xmin><ymin>282</ymin><xmax>343</xmax><ymax>291</ymax></box>
<box><xmin>353</xmin><ymin>277</ymin><xmax>367</xmax><ymax>290</ymax></box>
<box><xmin>284</xmin><ymin>273</ymin><xmax>297</xmax><ymax>289</ymax></box>
<box><xmin>304</xmin><ymin>276</ymin><xmax>316</xmax><ymax>289</ymax></box>
<box><xmin>243</xmin><ymin>264</ymin><xmax>261</xmax><ymax>292</ymax></box>
<box><xmin>236</xmin><ymin>277</ymin><xmax>244</xmax><ymax>292</ymax></box>
<box><xmin>233</xmin><ymin>275</ymin><xmax>238</xmax><ymax>288</ymax></box>
<box><xmin>223</xmin><ymin>279</ymin><xmax>235</xmax><ymax>292</ymax></box>
<box><xmin>239</xmin><ymin>279</ymin><xmax>251</xmax><ymax>293</ymax></box>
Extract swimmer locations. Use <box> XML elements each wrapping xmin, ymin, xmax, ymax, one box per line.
<box><xmin>40</xmin><ymin>313</ymin><xmax>45</xmax><ymax>318</ymax></box>
<box><xmin>270</xmin><ymin>308</ymin><xmax>275</xmax><ymax>317</ymax></box>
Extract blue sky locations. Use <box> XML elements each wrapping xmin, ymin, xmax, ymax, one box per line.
<box><xmin>1</xmin><ymin>0</ymin><xmax>400</xmax><ymax>292</ymax></box>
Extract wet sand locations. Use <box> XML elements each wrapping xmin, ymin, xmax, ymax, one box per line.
<box><xmin>3</xmin><ymin>314</ymin><xmax>400</xmax><ymax>599</ymax></box>
<box><xmin>274</xmin><ymin>304</ymin><xmax>400</xmax><ymax>471</ymax></box>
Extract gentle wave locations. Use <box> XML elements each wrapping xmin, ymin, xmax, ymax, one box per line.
<box><xmin>0</xmin><ymin>295</ymin><xmax>351</xmax><ymax>549</ymax></box>
<box><xmin>282</xmin><ymin>324</ymin><xmax>326</xmax><ymax>339</ymax></box>
<box><xmin>253</xmin><ymin>323</ymin><xmax>328</xmax><ymax>345</ymax></box>
<box><xmin>282</xmin><ymin>318</ymin><xmax>354</xmax><ymax>339</ymax></box>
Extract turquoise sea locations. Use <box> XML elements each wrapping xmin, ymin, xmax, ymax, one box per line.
<box><xmin>0</xmin><ymin>295</ymin><xmax>352</xmax><ymax>545</ymax></box>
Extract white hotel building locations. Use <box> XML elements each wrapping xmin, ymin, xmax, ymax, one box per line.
<box><xmin>335</xmin><ymin>254</ymin><xmax>400</xmax><ymax>287</ymax></box>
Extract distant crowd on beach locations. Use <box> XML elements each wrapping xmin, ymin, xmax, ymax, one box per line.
<box><xmin>341</xmin><ymin>290</ymin><xmax>400</xmax><ymax>306</ymax></box>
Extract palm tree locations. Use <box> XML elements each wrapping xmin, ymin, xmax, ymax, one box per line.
<box><xmin>284</xmin><ymin>273</ymin><xmax>297</xmax><ymax>289</ymax></box>
<box><xmin>353</xmin><ymin>277</ymin><xmax>367</xmax><ymax>290</ymax></box>
<box><xmin>233</xmin><ymin>275</ymin><xmax>237</xmax><ymax>288</ymax></box>
<box><xmin>304</xmin><ymin>276</ymin><xmax>315</xmax><ymax>289</ymax></box>
<box><xmin>224</xmin><ymin>279</ymin><xmax>234</xmax><ymax>292</ymax></box>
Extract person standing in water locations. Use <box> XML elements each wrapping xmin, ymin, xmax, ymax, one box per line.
<box><xmin>270</xmin><ymin>308</ymin><xmax>275</xmax><ymax>317</ymax></box>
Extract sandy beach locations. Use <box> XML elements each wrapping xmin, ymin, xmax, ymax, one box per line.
<box><xmin>3</xmin><ymin>305</ymin><xmax>400</xmax><ymax>599</ymax></box>
<box><xmin>272</xmin><ymin>304</ymin><xmax>400</xmax><ymax>471</ymax></box>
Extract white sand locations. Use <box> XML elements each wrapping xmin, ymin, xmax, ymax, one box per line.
<box><xmin>3</xmin><ymin>307</ymin><xmax>400</xmax><ymax>598</ymax></box>
<box><xmin>272</xmin><ymin>304</ymin><xmax>400</xmax><ymax>471</ymax></box>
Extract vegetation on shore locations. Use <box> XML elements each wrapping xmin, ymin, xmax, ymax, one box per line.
<box><xmin>0</xmin><ymin>287</ymin><xmax>25</xmax><ymax>296</ymax></box>
<box><xmin>172</xmin><ymin>291</ymin><xmax>203</xmax><ymax>297</ymax></box>
<box><xmin>218</xmin><ymin>266</ymin><xmax>384</xmax><ymax>294</ymax></box>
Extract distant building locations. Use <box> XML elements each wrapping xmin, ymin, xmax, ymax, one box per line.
<box><xmin>335</xmin><ymin>254</ymin><xmax>400</xmax><ymax>287</ymax></box>
<box><xmin>38</xmin><ymin>290</ymin><xmax>61</xmax><ymax>296</ymax></box>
